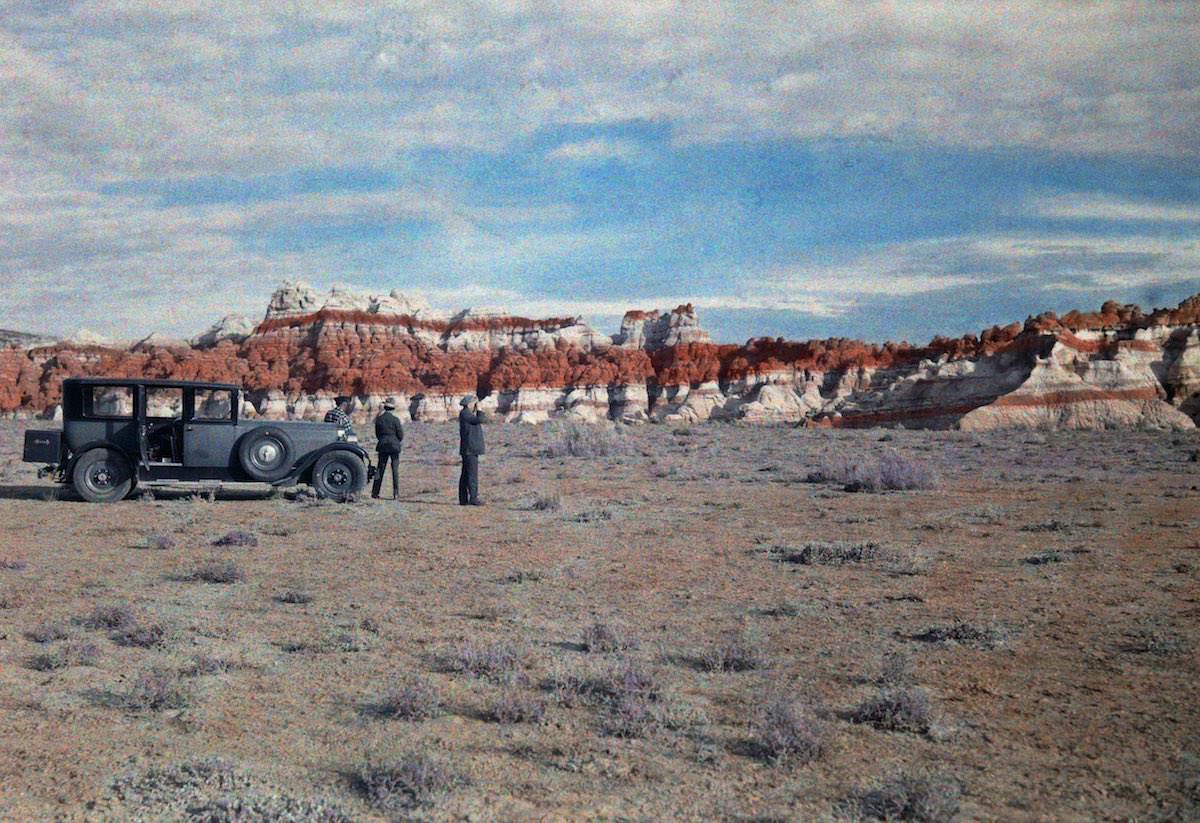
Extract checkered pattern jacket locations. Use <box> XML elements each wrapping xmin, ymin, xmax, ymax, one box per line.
<box><xmin>324</xmin><ymin>407</ymin><xmax>352</xmax><ymax>429</ymax></box>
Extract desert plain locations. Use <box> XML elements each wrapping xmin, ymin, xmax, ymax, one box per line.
<box><xmin>0</xmin><ymin>419</ymin><xmax>1197</xmax><ymax>822</ymax></box>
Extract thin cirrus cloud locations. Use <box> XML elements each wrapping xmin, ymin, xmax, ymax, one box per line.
<box><xmin>1028</xmin><ymin>194</ymin><xmax>1200</xmax><ymax>224</ymax></box>
<box><xmin>546</xmin><ymin>137</ymin><xmax>640</xmax><ymax>163</ymax></box>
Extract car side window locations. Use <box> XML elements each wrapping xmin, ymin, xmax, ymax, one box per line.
<box><xmin>84</xmin><ymin>385</ymin><xmax>134</xmax><ymax>419</ymax></box>
<box><xmin>145</xmin><ymin>387</ymin><xmax>183</xmax><ymax>419</ymax></box>
<box><xmin>193</xmin><ymin>389</ymin><xmax>234</xmax><ymax>422</ymax></box>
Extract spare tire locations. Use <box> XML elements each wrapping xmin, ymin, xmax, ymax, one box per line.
<box><xmin>237</xmin><ymin>427</ymin><xmax>295</xmax><ymax>482</ymax></box>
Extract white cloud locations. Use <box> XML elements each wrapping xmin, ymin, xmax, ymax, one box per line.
<box><xmin>1</xmin><ymin>3</ymin><xmax>1198</xmax><ymax>340</ymax></box>
<box><xmin>1029</xmin><ymin>194</ymin><xmax>1200</xmax><ymax>223</ymax></box>
<box><xmin>546</xmin><ymin>137</ymin><xmax>639</xmax><ymax>162</ymax></box>
<box><xmin>1</xmin><ymin>1</ymin><xmax>1197</xmax><ymax>187</ymax></box>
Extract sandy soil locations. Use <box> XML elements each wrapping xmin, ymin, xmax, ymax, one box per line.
<box><xmin>0</xmin><ymin>419</ymin><xmax>1197</xmax><ymax>822</ymax></box>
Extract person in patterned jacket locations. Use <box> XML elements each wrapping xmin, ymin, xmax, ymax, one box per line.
<box><xmin>324</xmin><ymin>395</ymin><xmax>352</xmax><ymax>431</ymax></box>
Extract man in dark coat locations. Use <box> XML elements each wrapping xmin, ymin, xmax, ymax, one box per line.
<box><xmin>371</xmin><ymin>399</ymin><xmax>404</xmax><ymax>499</ymax></box>
<box><xmin>458</xmin><ymin>394</ymin><xmax>485</xmax><ymax>506</ymax></box>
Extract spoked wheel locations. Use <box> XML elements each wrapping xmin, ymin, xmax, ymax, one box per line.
<box><xmin>311</xmin><ymin>451</ymin><xmax>367</xmax><ymax>501</ymax></box>
<box><xmin>72</xmin><ymin>448</ymin><xmax>134</xmax><ymax>503</ymax></box>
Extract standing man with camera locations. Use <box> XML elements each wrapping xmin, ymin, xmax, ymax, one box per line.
<box><xmin>458</xmin><ymin>394</ymin><xmax>485</xmax><ymax>506</ymax></box>
<box><xmin>372</xmin><ymin>399</ymin><xmax>404</xmax><ymax>500</ymax></box>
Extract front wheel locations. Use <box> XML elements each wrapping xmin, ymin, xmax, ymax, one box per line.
<box><xmin>310</xmin><ymin>451</ymin><xmax>367</xmax><ymax>501</ymax></box>
<box><xmin>72</xmin><ymin>448</ymin><xmax>134</xmax><ymax>503</ymax></box>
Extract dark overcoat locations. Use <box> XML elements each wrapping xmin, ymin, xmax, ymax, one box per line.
<box><xmin>458</xmin><ymin>408</ymin><xmax>485</xmax><ymax>456</ymax></box>
<box><xmin>374</xmin><ymin>411</ymin><xmax>405</xmax><ymax>454</ymax></box>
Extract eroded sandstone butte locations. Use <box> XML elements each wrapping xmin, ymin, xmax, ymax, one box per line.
<box><xmin>2</xmin><ymin>281</ymin><xmax>1198</xmax><ymax>431</ymax></box>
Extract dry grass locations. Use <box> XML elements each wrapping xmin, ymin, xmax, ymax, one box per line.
<box><xmin>0</xmin><ymin>421</ymin><xmax>1195</xmax><ymax>820</ymax></box>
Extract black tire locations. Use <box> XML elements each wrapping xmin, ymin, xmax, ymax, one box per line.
<box><xmin>72</xmin><ymin>448</ymin><xmax>134</xmax><ymax>503</ymax></box>
<box><xmin>311</xmin><ymin>451</ymin><xmax>367</xmax><ymax>501</ymax></box>
<box><xmin>237</xmin><ymin>427</ymin><xmax>296</xmax><ymax>482</ymax></box>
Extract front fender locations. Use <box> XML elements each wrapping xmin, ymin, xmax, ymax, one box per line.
<box><xmin>283</xmin><ymin>442</ymin><xmax>371</xmax><ymax>486</ymax></box>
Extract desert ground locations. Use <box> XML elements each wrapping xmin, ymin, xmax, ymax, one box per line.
<box><xmin>0</xmin><ymin>419</ymin><xmax>1197</xmax><ymax>822</ymax></box>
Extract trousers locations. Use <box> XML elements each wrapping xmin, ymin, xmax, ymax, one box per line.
<box><xmin>458</xmin><ymin>454</ymin><xmax>479</xmax><ymax>504</ymax></box>
<box><xmin>372</xmin><ymin>451</ymin><xmax>399</xmax><ymax>498</ymax></box>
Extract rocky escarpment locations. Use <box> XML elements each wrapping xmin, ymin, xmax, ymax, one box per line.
<box><xmin>1</xmin><ymin>282</ymin><xmax>1198</xmax><ymax>431</ymax></box>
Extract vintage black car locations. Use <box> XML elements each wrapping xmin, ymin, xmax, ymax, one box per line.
<box><xmin>22</xmin><ymin>378</ymin><xmax>372</xmax><ymax>503</ymax></box>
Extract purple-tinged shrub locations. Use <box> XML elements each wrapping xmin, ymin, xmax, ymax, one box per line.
<box><xmin>186</xmin><ymin>560</ymin><xmax>244</xmax><ymax>584</ymax></box>
<box><xmin>276</xmin><ymin>589</ymin><xmax>314</xmax><ymax>605</ymax></box>
<box><xmin>581</xmin><ymin>621</ymin><xmax>635</xmax><ymax>653</ymax></box>
<box><xmin>808</xmin><ymin>452</ymin><xmax>939</xmax><ymax>492</ymax></box>
<box><xmin>444</xmin><ymin>641</ymin><xmax>528</xmax><ymax>681</ymax></box>
<box><xmin>487</xmin><ymin>692</ymin><xmax>546</xmax><ymax>724</ymax></box>
<box><xmin>212</xmin><ymin>530</ymin><xmax>258</xmax><ymax>548</ymax></box>
<box><xmin>79</xmin><ymin>604</ymin><xmax>138</xmax><ymax>630</ymax></box>
<box><xmin>372</xmin><ymin>676</ymin><xmax>442</xmax><ymax>721</ymax></box>
<box><xmin>144</xmin><ymin>533</ymin><xmax>176</xmax><ymax>551</ymax></box>
<box><xmin>111</xmin><ymin>621</ymin><xmax>166</xmax><ymax>648</ymax></box>
<box><xmin>26</xmin><ymin>640</ymin><xmax>100</xmax><ymax>671</ymax></box>
<box><xmin>850</xmin><ymin>687</ymin><xmax>933</xmax><ymax>734</ymax></box>
<box><xmin>753</xmin><ymin>697</ymin><xmax>827</xmax><ymax>765</ymax></box>
<box><xmin>852</xmin><ymin>773</ymin><xmax>962</xmax><ymax>822</ymax></box>
<box><xmin>26</xmin><ymin>621</ymin><xmax>68</xmax><ymax>643</ymax></box>
<box><xmin>701</xmin><ymin>630</ymin><xmax>767</xmax><ymax>672</ymax></box>
<box><xmin>126</xmin><ymin>667</ymin><xmax>192</xmax><ymax>712</ymax></box>
<box><xmin>357</xmin><ymin>753</ymin><xmax>460</xmax><ymax>812</ymax></box>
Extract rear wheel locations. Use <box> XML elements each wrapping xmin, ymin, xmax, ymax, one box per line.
<box><xmin>72</xmin><ymin>448</ymin><xmax>134</xmax><ymax>503</ymax></box>
<box><xmin>311</xmin><ymin>451</ymin><xmax>367</xmax><ymax>501</ymax></box>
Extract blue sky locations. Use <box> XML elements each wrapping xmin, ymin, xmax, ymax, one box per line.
<box><xmin>1</xmin><ymin>2</ymin><xmax>1198</xmax><ymax>344</ymax></box>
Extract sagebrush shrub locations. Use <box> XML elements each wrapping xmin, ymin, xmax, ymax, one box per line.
<box><xmin>753</xmin><ymin>697</ymin><xmax>827</xmax><ymax>764</ymax></box>
<box><xmin>488</xmin><ymin>692</ymin><xmax>545</xmax><ymax>724</ymax></box>
<box><xmin>27</xmin><ymin>621</ymin><xmax>68</xmax><ymax>643</ymax></box>
<box><xmin>852</xmin><ymin>773</ymin><xmax>962</xmax><ymax>822</ymax></box>
<box><xmin>26</xmin><ymin>640</ymin><xmax>99</xmax><ymax>671</ymax></box>
<box><xmin>581</xmin><ymin>621</ymin><xmax>632</xmax><ymax>654</ymax></box>
<box><xmin>144</xmin><ymin>533</ymin><xmax>176</xmax><ymax>551</ymax></box>
<box><xmin>444</xmin><ymin>642</ymin><xmax>528</xmax><ymax>681</ymax></box>
<box><xmin>277</xmin><ymin>589</ymin><xmax>314</xmax><ymax>605</ymax></box>
<box><xmin>357</xmin><ymin>753</ymin><xmax>459</xmax><ymax>812</ymax></box>
<box><xmin>212</xmin><ymin>530</ymin><xmax>258</xmax><ymax>548</ymax></box>
<box><xmin>373</xmin><ymin>677</ymin><xmax>442</xmax><ymax>721</ymax></box>
<box><xmin>80</xmin><ymin>604</ymin><xmax>138</xmax><ymax>630</ymax></box>
<box><xmin>111</xmin><ymin>621</ymin><xmax>166</xmax><ymax>648</ymax></box>
<box><xmin>701</xmin><ymin>630</ymin><xmax>766</xmax><ymax>672</ymax></box>
<box><xmin>126</xmin><ymin>667</ymin><xmax>192</xmax><ymax>712</ymax></box>
<box><xmin>543</xmin><ymin>421</ymin><xmax>629</xmax><ymax>458</ymax></box>
<box><xmin>850</xmin><ymin>687</ymin><xmax>933</xmax><ymax>734</ymax></box>
<box><xmin>914</xmin><ymin>622</ymin><xmax>1000</xmax><ymax>649</ymax></box>
<box><xmin>187</xmin><ymin>560</ymin><xmax>244</xmax><ymax>584</ymax></box>
<box><xmin>809</xmin><ymin>452</ymin><xmax>939</xmax><ymax>491</ymax></box>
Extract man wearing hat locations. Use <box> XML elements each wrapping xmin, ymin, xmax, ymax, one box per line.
<box><xmin>458</xmin><ymin>394</ymin><xmax>486</xmax><ymax>506</ymax></box>
<box><xmin>325</xmin><ymin>395</ymin><xmax>353</xmax><ymax>431</ymax></box>
<box><xmin>371</xmin><ymin>398</ymin><xmax>405</xmax><ymax>500</ymax></box>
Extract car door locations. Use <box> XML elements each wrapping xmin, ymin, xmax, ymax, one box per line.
<box><xmin>183</xmin><ymin>388</ymin><xmax>241</xmax><ymax>468</ymax></box>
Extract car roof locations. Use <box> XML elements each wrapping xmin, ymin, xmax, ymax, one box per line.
<box><xmin>64</xmin><ymin>377</ymin><xmax>241</xmax><ymax>392</ymax></box>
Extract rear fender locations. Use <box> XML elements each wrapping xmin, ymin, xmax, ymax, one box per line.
<box><xmin>284</xmin><ymin>443</ymin><xmax>371</xmax><ymax>486</ymax></box>
<box><xmin>63</xmin><ymin>439</ymin><xmax>135</xmax><ymax>480</ymax></box>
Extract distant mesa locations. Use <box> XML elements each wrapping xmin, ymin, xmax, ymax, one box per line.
<box><xmin>1</xmin><ymin>280</ymin><xmax>1198</xmax><ymax>432</ymax></box>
